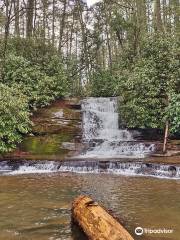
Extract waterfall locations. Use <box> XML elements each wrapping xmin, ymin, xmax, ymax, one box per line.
<box><xmin>0</xmin><ymin>160</ymin><xmax>180</xmax><ymax>179</ymax></box>
<box><xmin>81</xmin><ymin>97</ymin><xmax>155</xmax><ymax>158</ymax></box>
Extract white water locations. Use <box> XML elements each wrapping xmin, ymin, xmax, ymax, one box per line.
<box><xmin>81</xmin><ymin>97</ymin><xmax>155</xmax><ymax>158</ymax></box>
<box><xmin>9</xmin><ymin>162</ymin><xmax>57</xmax><ymax>175</ymax></box>
<box><xmin>1</xmin><ymin>161</ymin><xmax>180</xmax><ymax>179</ymax></box>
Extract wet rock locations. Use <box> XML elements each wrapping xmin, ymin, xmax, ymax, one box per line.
<box><xmin>68</xmin><ymin>103</ymin><xmax>81</xmax><ymax>110</ymax></box>
<box><xmin>152</xmin><ymin>150</ymin><xmax>180</xmax><ymax>157</ymax></box>
<box><xmin>168</xmin><ymin>166</ymin><xmax>177</xmax><ymax>177</ymax></box>
<box><xmin>62</xmin><ymin>142</ymin><xmax>76</xmax><ymax>151</ymax></box>
<box><xmin>52</xmin><ymin>110</ymin><xmax>64</xmax><ymax>118</ymax></box>
<box><xmin>64</xmin><ymin>97</ymin><xmax>81</xmax><ymax>109</ymax></box>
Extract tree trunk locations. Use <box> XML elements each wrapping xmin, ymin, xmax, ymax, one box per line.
<box><xmin>3</xmin><ymin>0</ymin><xmax>13</xmax><ymax>59</ymax></box>
<box><xmin>162</xmin><ymin>0</ymin><xmax>167</xmax><ymax>31</ymax></box>
<box><xmin>104</xmin><ymin>3</ymin><xmax>112</xmax><ymax>70</ymax></box>
<box><xmin>26</xmin><ymin>0</ymin><xmax>34</xmax><ymax>37</ymax></box>
<box><xmin>136</xmin><ymin>0</ymin><xmax>147</xmax><ymax>51</ymax></box>
<box><xmin>72</xmin><ymin>195</ymin><xmax>134</xmax><ymax>240</ymax></box>
<box><xmin>58</xmin><ymin>0</ymin><xmax>67</xmax><ymax>53</ymax></box>
<box><xmin>171</xmin><ymin>0</ymin><xmax>180</xmax><ymax>34</ymax></box>
<box><xmin>42</xmin><ymin>0</ymin><xmax>48</xmax><ymax>42</ymax></box>
<box><xmin>14</xmin><ymin>0</ymin><xmax>20</xmax><ymax>36</ymax></box>
<box><xmin>77</xmin><ymin>0</ymin><xmax>90</xmax><ymax>80</ymax></box>
<box><xmin>52</xmin><ymin>0</ymin><xmax>55</xmax><ymax>46</ymax></box>
<box><xmin>33</xmin><ymin>0</ymin><xmax>37</xmax><ymax>36</ymax></box>
<box><xmin>69</xmin><ymin>11</ymin><xmax>75</xmax><ymax>58</ymax></box>
<box><xmin>163</xmin><ymin>121</ymin><xmax>169</xmax><ymax>153</ymax></box>
<box><xmin>154</xmin><ymin>0</ymin><xmax>163</xmax><ymax>32</ymax></box>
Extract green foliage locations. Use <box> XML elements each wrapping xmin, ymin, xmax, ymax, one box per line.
<box><xmin>64</xmin><ymin>57</ymin><xmax>84</xmax><ymax>97</ymax></box>
<box><xmin>0</xmin><ymin>84</ymin><xmax>31</xmax><ymax>153</ymax></box>
<box><xmin>3</xmin><ymin>54</ymin><xmax>67</xmax><ymax>108</ymax></box>
<box><xmin>118</xmin><ymin>34</ymin><xmax>179</xmax><ymax>132</ymax></box>
<box><xmin>89</xmin><ymin>70</ymin><xmax>118</xmax><ymax>97</ymax></box>
<box><xmin>0</xmin><ymin>38</ymin><xmax>68</xmax><ymax>153</ymax></box>
<box><xmin>167</xmin><ymin>94</ymin><xmax>180</xmax><ymax>133</ymax></box>
<box><xmin>4</xmin><ymin>37</ymin><xmax>57</xmax><ymax>65</ymax></box>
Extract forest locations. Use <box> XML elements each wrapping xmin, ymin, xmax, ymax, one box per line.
<box><xmin>0</xmin><ymin>0</ymin><xmax>179</xmax><ymax>153</ymax></box>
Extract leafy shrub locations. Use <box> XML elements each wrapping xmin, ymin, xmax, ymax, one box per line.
<box><xmin>118</xmin><ymin>34</ymin><xmax>179</xmax><ymax>132</ymax></box>
<box><xmin>0</xmin><ymin>84</ymin><xmax>31</xmax><ymax>153</ymax></box>
<box><xmin>0</xmin><ymin>38</ymin><xmax>69</xmax><ymax>153</ymax></box>
<box><xmin>3</xmin><ymin>54</ymin><xmax>67</xmax><ymax>109</ymax></box>
<box><xmin>167</xmin><ymin>94</ymin><xmax>180</xmax><ymax>133</ymax></box>
<box><xmin>89</xmin><ymin>70</ymin><xmax>118</xmax><ymax>97</ymax></box>
<box><xmin>4</xmin><ymin>37</ymin><xmax>57</xmax><ymax>66</ymax></box>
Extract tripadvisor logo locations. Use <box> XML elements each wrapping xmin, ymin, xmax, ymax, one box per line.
<box><xmin>135</xmin><ymin>226</ymin><xmax>174</xmax><ymax>236</ymax></box>
<box><xmin>135</xmin><ymin>227</ymin><xmax>143</xmax><ymax>236</ymax></box>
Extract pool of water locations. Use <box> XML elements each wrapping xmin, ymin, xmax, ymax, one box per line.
<box><xmin>0</xmin><ymin>173</ymin><xmax>179</xmax><ymax>240</ymax></box>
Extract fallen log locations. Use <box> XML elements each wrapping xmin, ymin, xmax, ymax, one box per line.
<box><xmin>72</xmin><ymin>195</ymin><xmax>134</xmax><ymax>240</ymax></box>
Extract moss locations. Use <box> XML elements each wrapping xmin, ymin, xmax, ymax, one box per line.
<box><xmin>20</xmin><ymin>133</ymin><xmax>73</xmax><ymax>155</ymax></box>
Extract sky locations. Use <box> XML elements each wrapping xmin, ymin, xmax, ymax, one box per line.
<box><xmin>86</xmin><ymin>0</ymin><xmax>102</xmax><ymax>7</ymax></box>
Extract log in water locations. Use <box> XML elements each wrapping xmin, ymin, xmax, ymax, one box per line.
<box><xmin>72</xmin><ymin>195</ymin><xmax>134</xmax><ymax>240</ymax></box>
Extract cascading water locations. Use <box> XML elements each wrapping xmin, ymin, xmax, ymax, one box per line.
<box><xmin>0</xmin><ymin>160</ymin><xmax>180</xmax><ymax>179</ymax></box>
<box><xmin>81</xmin><ymin>97</ymin><xmax>155</xmax><ymax>158</ymax></box>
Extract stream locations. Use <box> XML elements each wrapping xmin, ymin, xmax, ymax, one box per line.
<box><xmin>0</xmin><ymin>173</ymin><xmax>180</xmax><ymax>240</ymax></box>
<box><xmin>0</xmin><ymin>97</ymin><xmax>180</xmax><ymax>240</ymax></box>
